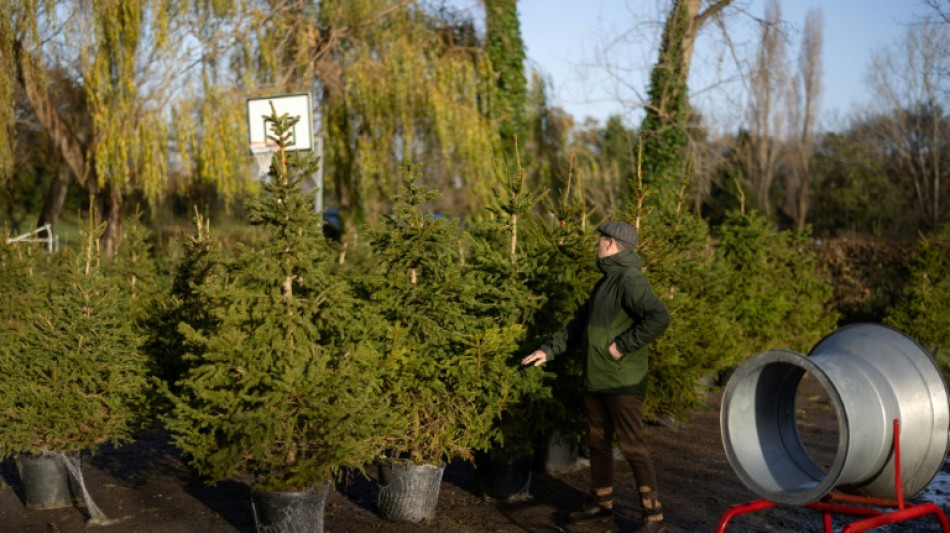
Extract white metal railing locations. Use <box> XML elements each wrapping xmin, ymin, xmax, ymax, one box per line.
<box><xmin>6</xmin><ymin>223</ymin><xmax>60</xmax><ymax>253</ymax></box>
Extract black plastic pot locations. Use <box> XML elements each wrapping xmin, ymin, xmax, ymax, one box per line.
<box><xmin>543</xmin><ymin>432</ymin><xmax>584</xmax><ymax>474</ymax></box>
<box><xmin>376</xmin><ymin>461</ymin><xmax>444</xmax><ymax>523</ymax></box>
<box><xmin>474</xmin><ymin>451</ymin><xmax>532</xmax><ymax>501</ymax></box>
<box><xmin>15</xmin><ymin>452</ymin><xmax>81</xmax><ymax>510</ymax></box>
<box><xmin>251</xmin><ymin>482</ymin><xmax>330</xmax><ymax>533</ymax></box>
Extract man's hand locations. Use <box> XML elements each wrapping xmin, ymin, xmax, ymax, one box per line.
<box><xmin>521</xmin><ymin>350</ymin><xmax>548</xmax><ymax>367</ymax></box>
<box><xmin>608</xmin><ymin>342</ymin><xmax>623</xmax><ymax>360</ymax></box>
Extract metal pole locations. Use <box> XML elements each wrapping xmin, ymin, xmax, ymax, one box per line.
<box><xmin>314</xmin><ymin>133</ymin><xmax>324</xmax><ymax>214</ymax></box>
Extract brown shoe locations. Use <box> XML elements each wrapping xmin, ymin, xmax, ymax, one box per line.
<box><xmin>633</xmin><ymin>520</ymin><xmax>667</xmax><ymax>533</ymax></box>
<box><xmin>567</xmin><ymin>503</ymin><xmax>613</xmax><ymax>523</ymax></box>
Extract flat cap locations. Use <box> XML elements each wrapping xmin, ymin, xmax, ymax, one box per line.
<box><xmin>596</xmin><ymin>221</ymin><xmax>638</xmax><ymax>248</ymax></box>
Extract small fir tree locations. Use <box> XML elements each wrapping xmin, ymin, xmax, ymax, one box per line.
<box><xmin>163</xmin><ymin>107</ymin><xmax>396</xmax><ymax>490</ymax></box>
<box><xmin>885</xmin><ymin>225</ymin><xmax>950</xmax><ymax>368</ymax></box>
<box><xmin>635</xmin><ymin>208</ymin><xmax>739</xmax><ymax>422</ymax></box>
<box><xmin>714</xmin><ymin>210</ymin><xmax>838</xmax><ymax>357</ymax></box>
<box><xmin>106</xmin><ymin>211</ymin><xmax>162</xmax><ymax>322</ymax></box>
<box><xmin>0</xmin><ymin>237</ymin><xmax>59</xmax><ymax>344</ymax></box>
<box><xmin>143</xmin><ymin>210</ymin><xmax>222</xmax><ymax>390</ymax></box>
<box><xmin>0</xmin><ymin>215</ymin><xmax>149</xmax><ymax>457</ymax></box>
<box><xmin>525</xmin><ymin>179</ymin><xmax>600</xmax><ymax>442</ymax></box>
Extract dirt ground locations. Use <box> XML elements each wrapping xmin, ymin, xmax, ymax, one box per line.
<box><xmin>1</xmin><ymin>379</ymin><xmax>948</xmax><ymax>533</ymax></box>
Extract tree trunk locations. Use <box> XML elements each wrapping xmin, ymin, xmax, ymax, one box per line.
<box><xmin>639</xmin><ymin>0</ymin><xmax>732</xmax><ymax>210</ymax></box>
<box><xmin>38</xmin><ymin>164</ymin><xmax>73</xmax><ymax>233</ymax></box>
<box><xmin>86</xmin><ymin>180</ymin><xmax>122</xmax><ymax>258</ymax></box>
<box><xmin>13</xmin><ymin>39</ymin><xmax>88</xmax><ymax>190</ymax></box>
<box><xmin>99</xmin><ymin>186</ymin><xmax>121</xmax><ymax>259</ymax></box>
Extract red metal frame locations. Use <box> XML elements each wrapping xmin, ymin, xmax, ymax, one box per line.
<box><xmin>717</xmin><ymin>419</ymin><xmax>950</xmax><ymax>533</ymax></box>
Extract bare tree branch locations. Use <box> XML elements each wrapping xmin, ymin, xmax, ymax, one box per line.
<box><xmin>743</xmin><ymin>0</ymin><xmax>788</xmax><ymax>217</ymax></box>
<box><xmin>784</xmin><ymin>7</ymin><xmax>823</xmax><ymax>229</ymax></box>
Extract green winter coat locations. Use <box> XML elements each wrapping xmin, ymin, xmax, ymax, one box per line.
<box><xmin>540</xmin><ymin>249</ymin><xmax>671</xmax><ymax>396</ymax></box>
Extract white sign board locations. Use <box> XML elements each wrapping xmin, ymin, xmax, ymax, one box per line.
<box><xmin>246</xmin><ymin>93</ymin><xmax>313</xmax><ymax>152</ymax></box>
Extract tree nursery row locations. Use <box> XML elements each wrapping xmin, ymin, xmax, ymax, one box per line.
<box><xmin>2</xmin><ymin>111</ymin><xmax>949</xmax><ymax>532</ymax></box>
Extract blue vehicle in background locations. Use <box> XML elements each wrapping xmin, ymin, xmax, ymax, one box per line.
<box><xmin>322</xmin><ymin>208</ymin><xmax>342</xmax><ymax>241</ymax></box>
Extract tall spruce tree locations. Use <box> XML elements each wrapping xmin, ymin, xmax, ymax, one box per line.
<box><xmin>359</xmin><ymin>168</ymin><xmax>528</xmax><ymax>463</ymax></box>
<box><xmin>143</xmin><ymin>209</ymin><xmax>222</xmax><ymax>390</ymax></box>
<box><xmin>635</xmin><ymin>209</ymin><xmax>738</xmax><ymax>422</ymax></box>
<box><xmin>467</xmin><ymin>160</ymin><xmax>551</xmax><ymax>455</ymax></box>
<box><xmin>526</xmin><ymin>181</ymin><xmax>599</xmax><ymax>440</ymax></box>
<box><xmin>163</xmin><ymin>107</ymin><xmax>396</xmax><ymax>490</ymax></box>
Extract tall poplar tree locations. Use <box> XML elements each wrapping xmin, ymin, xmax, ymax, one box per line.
<box><xmin>485</xmin><ymin>0</ymin><xmax>528</xmax><ymax>160</ymax></box>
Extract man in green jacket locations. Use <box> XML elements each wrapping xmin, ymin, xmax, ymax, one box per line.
<box><xmin>522</xmin><ymin>221</ymin><xmax>671</xmax><ymax>533</ymax></box>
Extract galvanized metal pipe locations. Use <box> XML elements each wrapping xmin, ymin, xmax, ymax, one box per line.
<box><xmin>720</xmin><ymin>324</ymin><xmax>949</xmax><ymax>505</ymax></box>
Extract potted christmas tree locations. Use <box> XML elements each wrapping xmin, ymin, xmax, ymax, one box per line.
<box><xmin>161</xmin><ymin>107</ymin><xmax>397</xmax><ymax>533</ymax></box>
<box><xmin>466</xmin><ymin>162</ymin><xmax>551</xmax><ymax>501</ymax></box>
<box><xmin>0</xmin><ymin>216</ymin><xmax>150</xmax><ymax>524</ymax></box>
<box><xmin>525</xmin><ymin>181</ymin><xmax>602</xmax><ymax>474</ymax></box>
<box><xmin>358</xmin><ymin>170</ymin><xmax>530</xmax><ymax>522</ymax></box>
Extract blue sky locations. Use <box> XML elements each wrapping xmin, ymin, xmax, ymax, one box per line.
<box><xmin>506</xmin><ymin>0</ymin><xmax>927</xmax><ymax>130</ymax></box>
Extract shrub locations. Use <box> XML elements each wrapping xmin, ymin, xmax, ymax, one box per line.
<box><xmin>885</xmin><ymin>225</ymin><xmax>950</xmax><ymax>368</ymax></box>
<box><xmin>714</xmin><ymin>210</ymin><xmax>838</xmax><ymax>356</ymax></box>
<box><xmin>816</xmin><ymin>236</ymin><xmax>913</xmax><ymax>324</ymax></box>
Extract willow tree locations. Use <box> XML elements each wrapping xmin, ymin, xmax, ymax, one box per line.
<box><xmin>186</xmin><ymin>1</ymin><xmax>501</xmax><ymax>227</ymax></box>
<box><xmin>0</xmin><ymin>0</ymin><xmax>90</xmax><ymax>228</ymax></box>
<box><xmin>1</xmin><ymin>0</ymin><xmax>256</xmax><ymax>255</ymax></box>
<box><xmin>320</xmin><ymin>1</ymin><xmax>498</xmax><ymax>223</ymax></box>
<box><xmin>639</xmin><ymin>0</ymin><xmax>731</xmax><ymax>212</ymax></box>
<box><xmin>523</xmin><ymin>72</ymin><xmax>573</xmax><ymax>201</ymax></box>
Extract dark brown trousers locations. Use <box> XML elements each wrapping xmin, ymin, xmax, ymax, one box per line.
<box><xmin>584</xmin><ymin>392</ymin><xmax>660</xmax><ymax>508</ymax></box>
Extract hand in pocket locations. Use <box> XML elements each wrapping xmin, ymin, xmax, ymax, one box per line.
<box><xmin>608</xmin><ymin>342</ymin><xmax>622</xmax><ymax>360</ymax></box>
